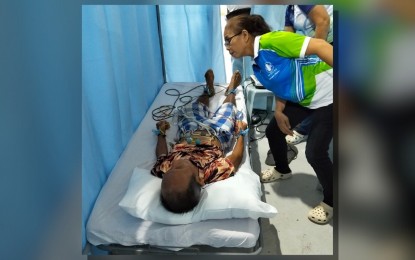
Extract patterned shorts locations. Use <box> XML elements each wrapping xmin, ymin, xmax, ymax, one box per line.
<box><xmin>178</xmin><ymin>101</ymin><xmax>237</xmax><ymax>151</ymax></box>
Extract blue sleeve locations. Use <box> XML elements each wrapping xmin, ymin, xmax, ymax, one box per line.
<box><xmin>284</xmin><ymin>5</ymin><xmax>294</xmax><ymax>27</ymax></box>
<box><xmin>298</xmin><ymin>5</ymin><xmax>315</xmax><ymax>15</ymax></box>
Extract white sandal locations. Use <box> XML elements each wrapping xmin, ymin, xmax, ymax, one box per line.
<box><xmin>260</xmin><ymin>168</ymin><xmax>292</xmax><ymax>183</ymax></box>
<box><xmin>308</xmin><ymin>202</ymin><xmax>333</xmax><ymax>224</ymax></box>
<box><xmin>285</xmin><ymin>130</ymin><xmax>307</xmax><ymax>145</ymax></box>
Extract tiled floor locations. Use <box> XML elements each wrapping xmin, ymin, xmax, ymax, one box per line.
<box><xmin>248</xmin><ymin>110</ymin><xmax>334</xmax><ymax>255</ymax></box>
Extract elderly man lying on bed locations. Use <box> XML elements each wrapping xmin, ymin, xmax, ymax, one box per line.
<box><xmin>151</xmin><ymin>69</ymin><xmax>248</xmax><ymax>214</ymax></box>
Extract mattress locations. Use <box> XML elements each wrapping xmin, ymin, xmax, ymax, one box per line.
<box><xmin>86</xmin><ymin>82</ymin><xmax>264</xmax><ymax>252</ymax></box>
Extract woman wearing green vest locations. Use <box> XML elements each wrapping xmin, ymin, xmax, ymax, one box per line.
<box><xmin>224</xmin><ymin>14</ymin><xmax>333</xmax><ymax>224</ymax></box>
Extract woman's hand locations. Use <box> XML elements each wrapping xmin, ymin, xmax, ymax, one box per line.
<box><xmin>275</xmin><ymin>111</ymin><xmax>293</xmax><ymax>136</ymax></box>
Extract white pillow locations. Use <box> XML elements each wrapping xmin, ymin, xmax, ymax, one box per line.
<box><xmin>119</xmin><ymin>167</ymin><xmax>278</xmax><ymax>225</ymax></box>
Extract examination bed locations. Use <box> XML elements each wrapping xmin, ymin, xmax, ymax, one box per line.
<box><xmin>86</xmin><ymin>82</ymin><xmax>277</xmax><ymax>254</ymax></box>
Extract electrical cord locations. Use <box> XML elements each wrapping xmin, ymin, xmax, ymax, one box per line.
<box><xmin>152</xmin><ymin>83</ymin><xmax>270</xmax><ymax>143</ymax></box>
<box><xmin>249</xmin><ymin>110</ymin><xmax>269</xmax><ymax>143</ymax></box>
<box><xmin>152</xmin><ymin>84</ymin><xmax>250</xmax><ymax>145</ymax></box>
<box><xmin>151</xmin><ymin>84</ymin><xmax>226</xmax><ymax>121</ymax></box>
<box><xmin>239</xmin><ymin>80</ymin><xmax>270</xmax><ymax>143</ymax></box>
<box><xmin>242</xmin><ymin>81</ymin><xmax>254</xmax><ymax>97</ymax></box>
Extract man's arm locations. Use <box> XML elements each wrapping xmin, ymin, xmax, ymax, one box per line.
<box><xmin>156</xmin><ymin>135</ymin><xmax>168</xmax><ymax>158</ymax></box>
<box><xmin>307</xmin><ymin>5</ymin><xmax>330</xmax><ymax>41</ymax></box>
<box><xmin>226</xmin><ymin>121</ymin><xmax>248</xmax><ymax>171</ymax></box>
<box><xmin>155</xmin><ymin>120</ymin><xmax>169</xmax><ymax>157</ymax></box>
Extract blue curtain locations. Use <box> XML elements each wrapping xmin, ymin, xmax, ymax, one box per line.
<box><xmin>251</xmin><ymin>5</ymin><xmax>287</xmax><ymax>31</ymax></box>
<box><xmin>82</xmin><ymin>5</ymin><xmax>226</xmax><ymax>251</ymax></box>
<box><xmin>159</xmin><ymin>5</ymin><xmax>225</xmax><ymax>83</ymax></box>
<box><xmin>82</xmin><ymin>5</ymin><xmax>163</xmax><ymax>249</ymax></box>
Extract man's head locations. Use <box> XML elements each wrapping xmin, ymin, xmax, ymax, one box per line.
<box><xmin>160</xmin><ymin>158</ymin><xmax>205</xmax><ymax>213</ymax></box>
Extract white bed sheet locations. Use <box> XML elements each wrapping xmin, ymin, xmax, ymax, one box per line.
<box><xmin>86</xmin><ymin>82</ymin><xmax>263</xmax><ymax>248</ymax></box>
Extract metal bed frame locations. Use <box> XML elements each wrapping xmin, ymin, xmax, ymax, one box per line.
<box><xmin>94</xmin><ymin>219</ymin><xmax>263</xmax><ymax>255</ymax></box>
<box><xmin>89</xmin><ymin>142</ymin><xmax>265</xmax><ymax>256</ymax></box>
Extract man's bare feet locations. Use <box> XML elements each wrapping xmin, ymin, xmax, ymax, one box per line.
<box><xmin>204</xmin><ymin>69</ymin><xmax>215</xmax><ymax>97</ymax></box>
<box><xmin>226</xmin><ymin>70</ymin><xmax>242</xmax><ymax>95</ymax></box>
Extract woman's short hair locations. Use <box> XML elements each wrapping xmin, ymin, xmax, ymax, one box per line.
<box><xmin>228</xmin><ymin>14</ymin><xmax>272</xmax><ymax>37</ymax></box>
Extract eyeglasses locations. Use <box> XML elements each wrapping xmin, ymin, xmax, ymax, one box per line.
<box><xmin>224</xmin><ymin>31</ymin><xmax>242</xmax><ymax>46</ymax></box>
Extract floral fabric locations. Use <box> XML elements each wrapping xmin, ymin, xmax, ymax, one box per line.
<box><xmin>151</xmin><ymin>143</ymin><xmax>235</xmax><ymax>184</ymax></box>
